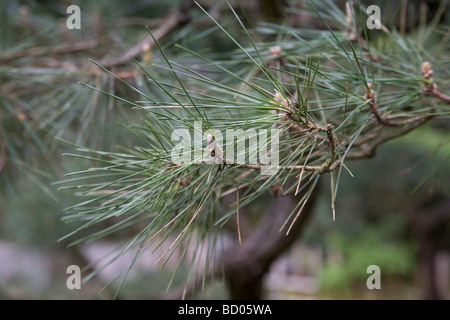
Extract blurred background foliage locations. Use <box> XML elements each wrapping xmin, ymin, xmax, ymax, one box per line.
<box><xmin>0</xmin><ymin>0</ymin><xmax>449</xmax><ymax>299</ymax></box>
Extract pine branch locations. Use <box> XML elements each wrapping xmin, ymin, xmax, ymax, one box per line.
<box><xmin>427</xmin><ymin>88</ymin><xmax>450</xmax><ymax>103</ymax></box>
<box><xmin>346</xmin><ymin>116</ymin><xmax>433</xmax><ymax>160</ymax></box>
<box><xmin>161</xmin><ymin>179</ymin><xmax>320</xmax><ymax>300</ymax></box>
<box><xmin>0</xmin><ymin>40</ymin><xmax>98</xmax><ymax>65</ymax></box>
<box><xmin>0</xmin><ymin>140</ymin><xmax>6</xmax><ymax>173</ymax></box>
<box><xmin>53</xmin><ymin>0</ymin><xmax>450</xmax><ymax>299</ymax></box>
<box><xmin>421</xmin><ymin>62</ymin><xmax>450</xmax><ymax>103</ymax></box>
<box><xmin>100</xmin><ymin>2</ymin><xmax>193</xmax><ymax>68</ymax></box>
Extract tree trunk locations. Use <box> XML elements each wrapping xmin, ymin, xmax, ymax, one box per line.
<box><xmin>223</xmin><ymin>180</ymin><xmax>320</xmax><ymax>299</ymax></box>
<box><xmin>417</xmin><ymin>238</ymin><xmax>440</xmax><ymax>300</ymax></box>
<box><xmin>412</xmin><ymin>199</ymin><xmax>450</xmax><ymax>300</ymax></box>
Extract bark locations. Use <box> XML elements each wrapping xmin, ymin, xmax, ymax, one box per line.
<box><xmin>412</xmin><ymin>199</ymin><xmax>450</xmax><ymax>300</ymax></box>
<box><xmin>257</xmin><ymin>0</ymin><xmax>286</xmax><ymax>21</ymax></box>
<box><xmin>223</xmin><ymin>180</ymin><xmax>320</xmax><ymax>299</ymax></box>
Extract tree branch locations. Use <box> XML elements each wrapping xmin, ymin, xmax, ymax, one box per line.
<box><xmin>421</xmin><ymin>61</ymin><xmax>450</xmax><ymax>104</ymax></box>
<box><xmin>100</xmin><ymin>3</ymin><xmax>192</xmax><ymax>68</ymax></box>
<box><xmin>161</xmin><ymin>179</ymin><xmax>321</xmax><ymax>300</ymax></box>
<box><xmin>0</xmin><ymin>40</ymin><xmax>98</xmax><ymax>65</ymax></box>
<box><xmin>425</xmin><ymin>87</ymin><xmax>450</xmax><ymax>103</ymax></box>
<box><xmin>0</xmin><ymin>140</ymin><xmax>6</xmax><ymax>173</ymax></box>
<box><xmin>346</xmin><ymin>116</ymin><xmax>432</xmax><ymax>159</ymax></box>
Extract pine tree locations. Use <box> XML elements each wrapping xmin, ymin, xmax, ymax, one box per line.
<box><xmin>1</xmin><ymin>0</ymin><xmax>449</xmax><ymax>299</ymax></box>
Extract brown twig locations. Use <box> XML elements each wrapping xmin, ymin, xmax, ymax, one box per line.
<box><xmin>421</xmin><ymin>61</ymin><xmax>450</xmax><ymax>103</ymax></box>
<box><xmin>226</xmin><ymin>112</ymin><xmax>430</xmax><ymax>173</ymax></box>
<box><xmin>0</xmin><ymin>140</ymin><xmax>7</xmax><ymax>173</ymax></box>
<box><xmin>346</xmin><ymin>116</ymin><xmax>432</xmax><ymax>159</ymax></box>
<box><xmin>365</xmin><ymin>83</ymin><xmax>387</xmax><ymax>124</ymax></box>
<box><xmin>321</xmin><ymin>124</ymin><xmax>337</xmax><ymax>173</ymax></box>
<box><xmin>426</xmin><ymin>88</ymin><xmax>450</xmax><ymax>103</ymax></box>
<box><xmin>0</xmin><ymin>40</ymin><xmax>98</xmax><ymax>65</ymax></box>
<box><xmin>352</xmin><ymin>124</ymin><xmax>383</xmax><ymax>147</ymax></box>
<box><xmin>100</xmin><ymin>4</ymin><xmax>191</xmax><ymax>69</ymax></box>
<box><xmin>240</xmin><ymin>163</ymin><xmax>322</xmax><ymax>172</ymax></box>
<box><xmin>364</xmin><ymin>81</ymin><xmax>440</xmax><ymax>127</ymax></box>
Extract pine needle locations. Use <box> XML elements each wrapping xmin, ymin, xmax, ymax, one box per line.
<box><xmin>236</xmin><ymin>183</ymin><xmax>242</xmax><ymax>246</ymax></box>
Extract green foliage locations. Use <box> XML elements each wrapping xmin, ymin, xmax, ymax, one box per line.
<box><xmin>0</xmin><ymin>1</ymin><xmax>144</xmax><ymax>191</ymax></box>
<box><xmin>318</xmin><ymin>219</ymin><xmax>416</xmax><ymax>293</ymax></box>
<box><xmin>54</xmin><ymin>0</ymin><xmax>450</xmax><ymax>294</ymax></box>
<box><xmin>1</xmin><ymin>0</ymin><xmax>449</xmax><ymax>298</ymax></box>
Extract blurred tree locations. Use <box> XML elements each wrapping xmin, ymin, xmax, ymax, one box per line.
<box><xmin>1</xmin><ymin>0</ymin><xmax>449</xmax><ymax>300</ymax></box>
